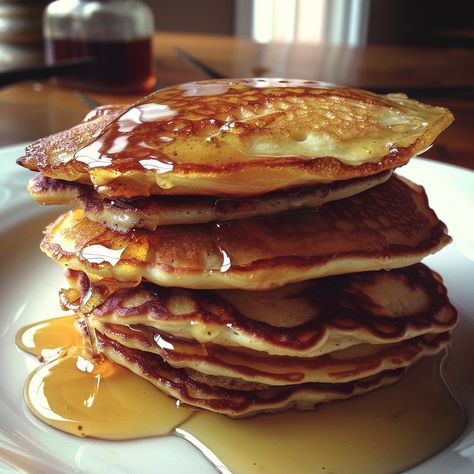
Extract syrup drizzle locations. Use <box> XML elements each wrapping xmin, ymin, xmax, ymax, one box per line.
<box><xmin>61</xmin><ymin>79</ymin><xmax>449</xmax><ymax>201</ymax></box>
<box><xmin>16</xmin><ymin>316</ymin><xmax>465</xmax><ymax>472</ymax></box>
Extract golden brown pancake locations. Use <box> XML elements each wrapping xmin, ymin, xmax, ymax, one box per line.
<box><xmin>42</xmin><ymin>175</ymin><xmax>451</xmax><ymax>290</ymax></box>
<box><xmin>93</xmin><ymin>320</ymin><xmax>451</xmax><ymax>386</ymax></box>
<box><xmin>96</xmin><ymin>329</ymin><xmax>408</xmax><ymax>417</ymax></box>
<box><xmin>61</xmin><ymin>264</ymin><xmax>457</xmax><ymax>358</ymax></box>
<box><xmin>16</xmin><ymin>79</ymin><xmax>457</xmax><ymax>422</ymax></box>
<box><xmin>18</xmin><ymin>103</ymin><xmax>124</xmax><ymax>177</ymax></box>
<box><xmin>28</xmin><ymin>171</ymin><xmax>392</xmax><ymax>232</ymax></box>
<box><xmin>17</xmin><ymin>79</ymin><xmax>453</xmax><ymax>198</ymax></box>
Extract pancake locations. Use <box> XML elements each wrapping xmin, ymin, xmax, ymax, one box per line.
<box><xmin>42</xmin><ymin>175</ymin><xmax>451</xmax><ymax>290</ymax></box>
<box><xmin>96</xmin><ymin>329</ymin><xmax>408</xmax><ymax>417</ymax></box>
<box><xmin>92</xmin><ymin>320</ymin><xmax>451</xmax><ymax>386</ymax></box>
<box><xmin>61</xmin><ymin>264</ymin><xmax>457</xmax><ymax>358</ymax></box>
<box><xmin>28</xmin><ymin>170</ymin><xmax>391</xmax><ymax>232</ymax></box>
<box><xmin>17</xmin><ymin>79</ymin><xmax>453</xmax><ymax>199</ymax></box>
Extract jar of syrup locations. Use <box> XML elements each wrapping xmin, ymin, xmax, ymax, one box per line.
<box><xmin>43</xmin><ymin>0</ymin><xmax>156</xmax><ymax>93</ymax></box>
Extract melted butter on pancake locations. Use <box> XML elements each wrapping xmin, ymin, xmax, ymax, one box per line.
<box><xmin>17</xmin><ymin>79</ymin><xmax>453</xmax><ymax>198</ymax></box>
<box><xmin>40</xmin><ymin>175</ymin><xmax>451</xmax><ymax>290</ymax></box>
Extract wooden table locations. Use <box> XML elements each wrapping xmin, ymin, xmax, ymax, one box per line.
<box><xmin>1</xmin><ymin>32</ymin><xmax>473</xmax><ymax>170</ymax></box>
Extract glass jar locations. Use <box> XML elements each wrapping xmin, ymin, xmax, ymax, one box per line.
<box><xmin>43</xmin><ymin>0</ymin><xmax>156</xmax><ymax>93</ymax></box>
<box><xmin>0</xmin><ymin>1</ymin><xmax>50</xmax><ymax>67</ymax></box>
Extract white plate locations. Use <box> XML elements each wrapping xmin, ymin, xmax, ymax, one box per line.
<box><xmin>1</xmin><ymin>143</ymin><xmax>473</xmax><ymax>474</ymax></box>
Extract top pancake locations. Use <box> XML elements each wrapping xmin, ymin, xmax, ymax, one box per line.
<box><xmin>17</xmin><ymin>79</ymin><xmax>453</xmax><ymax>198</ymax></box>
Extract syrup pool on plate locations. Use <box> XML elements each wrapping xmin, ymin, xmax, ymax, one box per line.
<box><xmin>16</xmin><ymin>315</ymin><xmax>465</xmax><ymax>473</ymax></box>
<box><xmin>16</xmin><ymin>315</ymin><xmax>193</xmax><ymax>439</ymax></box>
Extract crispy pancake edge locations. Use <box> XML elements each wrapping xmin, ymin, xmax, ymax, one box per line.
<box><xmin>94</xmin><ymin>320</ymin><xmax>451</xmax><ymax>386</ymax></box>
<box><xmin>61</xmin><ymin>264</ymin><xmax>458</xmax><ymax>358</ymax></box>
<box><xmin>97</xmin><ymin>330</ymin><xmax>409</xmax><ymax>417</ymax></box>
<box><xmin>28</xmin><ymin>170</ymin><xmax>392</xmax><ymax>231</ymax></box>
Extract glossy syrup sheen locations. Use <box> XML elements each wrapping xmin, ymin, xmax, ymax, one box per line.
<box><xmin>16</xmin><ymin>316</ymin><xmax>465</xmax><ymax>472</ymax></box>
<box><xmin>74</xmin><ymin>78</ymin><xmax>449</xmax><ymax>169</ymax></box>
<box><xmin>17</xmin><ymin>78</ymin><xmax>454</xmax><ymax>200</ymax></box>
<box><xmin>16</xmin><ymin>316</ymin><xmax>193</xmax><ymax>439</ymax></box>
<box><xmin>41</xmin><ymin>176</ymin><xmax>452</xmax><ymax>292</ymax></box>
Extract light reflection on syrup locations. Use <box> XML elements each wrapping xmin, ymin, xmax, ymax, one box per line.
<box><xmin>218</xmin><ymin>249</ymin><xmax>232</xmax><ymax>273</ymax></box>
<box><xmin>80</xmin><ymin>245</ymin><xmax>126</xmax><ymax>266</ymax></box>
<box><xmin>180</xmin><ymin>82</ymin><xmax>231</xmax><ymax>97</ymax></box>
<box><xmin>106</xmin><ymin>136</ymin><xmax>128</xmax><ymax>154</ymax></box>
<box><xmin>74</xmin><ymin>141</ymin><xmax>113</xmax><ymax>168</ymax></box>
<box><xmin>247</xmin><ymin>78</ymin><xmax>336</xmax><ymax>89</ymax></box>
<box><xmin>17</xmin><ymin>315</ymin><xmax>193</xmax><ymax>439</ymax></box>
<box><xmin>72</xmin><ymin>102</ymin><xmax>178</xmax><ymax>177</ymax></box>
<box><xmin>117</xmin><ymin>103</ymin><xmax>177</xmax><ymax>133</ymax></box>
<box><xmin>16</xmin><ymin>316</ymin><xmax>465</xmax><ymax>473</ymax></box>
<box><xmin>138</xmin><ymin>158</ymin><xmax>174</xmax><ymax>172</ymax></box>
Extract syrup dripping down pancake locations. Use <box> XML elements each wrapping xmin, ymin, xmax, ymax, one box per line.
<box><xmin>61</xmin><ymin>264</ymin><xmax>457</xmax><ymax>358</ymax></box>
<box><xmin>42</xmin><ymin>175</ymin><xmax>451</xmax><ymax>290</ymax></box>
<box><xmin>92</xmin><ymin>320</ymin><xmax>451</xmax><ymax>387</ymax></box>
<box><xmin>28</xmin><ymin>171</ymin><xmax>391</xmax><ymax>232</ymax></box>
<box><xmin>95</xmin><ymin>329</ymin><xmax>409</xmax><ymax>417</ymax></box>
<box><xmin>17</xmin><ymin>79</ymin><xmax>453</xmax><ymax>198</ymax></box>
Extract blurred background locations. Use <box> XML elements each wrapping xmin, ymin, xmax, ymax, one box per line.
<box><xmin>0</xmin><ymin>0</ymin><xmax>472</xmax><ymax>69</ymax></box>
<box><xmin>147</xmin><ymin>0</ymin><xmax>473</xmax><ymax>47</ymax></box>
<box><xmin>0</xmin><ymin>0</ymin><xmax>473</xmax><ymax>168</ymax></box>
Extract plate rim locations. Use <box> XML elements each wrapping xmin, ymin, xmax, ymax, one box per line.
<box><xmin>1</xmin><ymin>143</ymin><xmax>474</xmax><ymax>474</ymax></box>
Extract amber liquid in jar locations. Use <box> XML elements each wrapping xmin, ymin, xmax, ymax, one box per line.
<box><xmin>45</xmin><ymin>37</ymin><xmax>155</xmax><ymax>93</ymax></box>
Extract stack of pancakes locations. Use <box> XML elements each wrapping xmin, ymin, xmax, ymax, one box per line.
<box><xmin>18</xmin><ymin>79</ymin><xmax>457</xmax><ymax>417</ymax></box>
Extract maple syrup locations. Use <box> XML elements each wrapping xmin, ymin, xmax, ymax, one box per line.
<box><xmin>16</xmin><ymin>316</ymin><xmax>193</xmax><ymax>439</ymax></box>
<box><xmin>43</xmin><ymin>0</ymin><xmax>155</xmax><ymax>93</ymax></box>
<box><xmin>178</xmin><ymin>355</ymin><xmax>464</xmax><ymax>474</ymax></box>
<box><xmin>45</xmin><ymin>38</ymin><xmax>155</xmax><ymax>93</ymax></box>
<box><xmin>16</xmin><ymin>316</ymin><xmax>465</xmax><ymax>473</ymax></box>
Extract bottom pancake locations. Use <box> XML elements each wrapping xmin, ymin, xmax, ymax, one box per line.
<box><xmin>95</xmin><ymin>329</ymin><xmax>409</xmax><ymax>417</ymax></box>
<box><xmin>92</xmin><ymin>320</ymin><xmax>451</xmax><ymax>387</ymax></box>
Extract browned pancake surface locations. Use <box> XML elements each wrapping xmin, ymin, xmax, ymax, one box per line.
<box><xmin>28</xmin><ymin>171</ymin><xmax>391</xmax><ymax>231</ymax></box>
<box><xmin>18</xmin><ymin>79</ymin><xmax>453</xmax><ymax>198</ymax></box>
<box><xmin>94</xmin><ymin>320</ymin><xmax>450</xmax><ymax>386</ymax></box>
<box><xmin>61</xmin><ymin>264</ymin><xmax>457</xmax><ymax>357</ymax></box>
<box><xmin>42</xmin><ymin>176</ymin><xmax>451</xmax><ymax>290</ymax></box>
<box><xmin>96</xmin><ymin>330</ymin><xmax>407</xmax><ymax>417</ymax></box>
